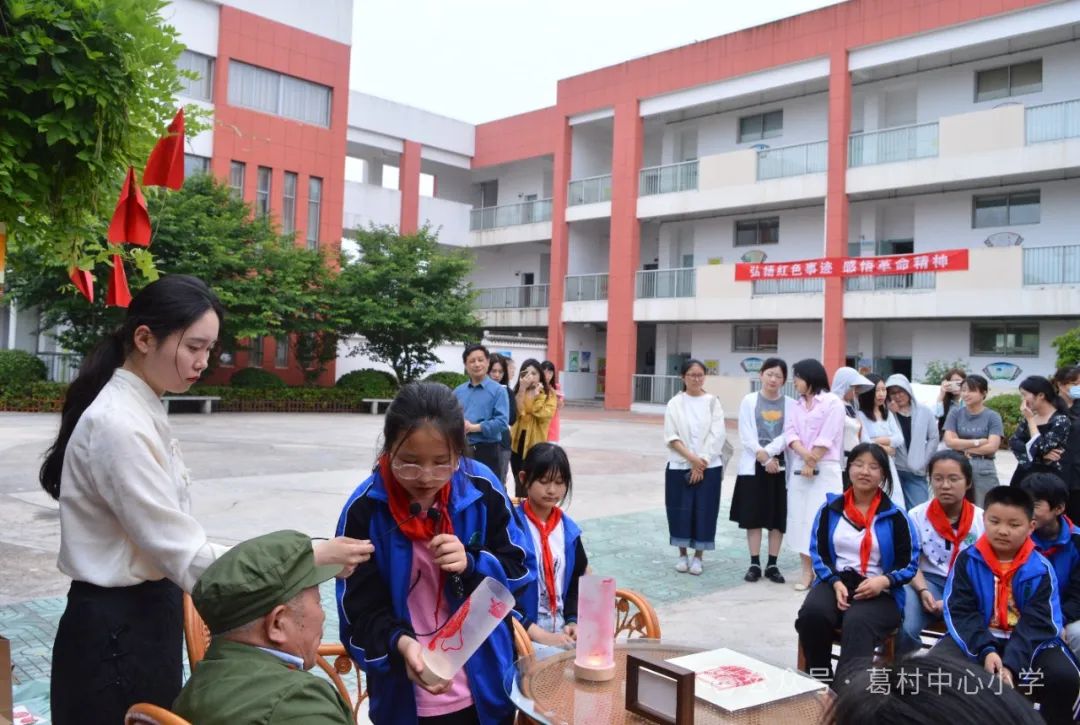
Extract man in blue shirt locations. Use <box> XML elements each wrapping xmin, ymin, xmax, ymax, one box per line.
<box><xmin>454</xmin><ymin>344</ymin><xmax>509</xmax><ymax>485</ymax></box>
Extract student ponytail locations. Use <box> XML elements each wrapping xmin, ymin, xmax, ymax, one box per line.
<box><xmin>39</xmin><ymin>275</ymin><xmax>224</xmax><ymax>499</ymax></box>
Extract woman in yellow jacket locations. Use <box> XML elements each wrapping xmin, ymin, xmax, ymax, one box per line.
<box><xmin>510</xmin><ymin>358</ymin><xmax>559</xmax><ymax>496</ymax></box>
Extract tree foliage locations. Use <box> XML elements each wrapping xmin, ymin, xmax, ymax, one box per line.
<box><xmin>337</xmin><ymin>225</ymin><xmax>481</xmax><ymax>384</ymax></box>
<box><xmin>0</xmin><ymin>0</ymin><xmax>197</xmax><ymax>274</ymax></box>
<box><xmin>1052</xmin><ymin>327</ymin><xmax>1080</xmax><ymax>370</ymax></box>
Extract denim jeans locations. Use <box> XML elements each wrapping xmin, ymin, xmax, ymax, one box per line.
<box><xmin>900</xmin><ymin>571</ymin><xmax>947</xmax><ymax>654</ymax></box>
<box><xmin>897</xmin><ymin>470</ymin><xmax>930</xmax><ymax>510</ymax></box>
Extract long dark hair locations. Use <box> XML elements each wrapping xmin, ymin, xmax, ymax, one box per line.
<box><xmin>513</xmin><ymin>358</ymin><xmax>551</xmax><ymax>397</ymax></box>
<box><xmin>39</xmin><ymin>275</ymin><xmax>224</xmax><ymax>499</ymax></box>
<box><xmin>488</xmin><ymin>353</ymin><xmax>516</xmax><ymax>426</ymax></box>
<box><xmin>540</xmin><ymin>360</ymin><xmax>559</xmax><ymax>387</ymax></box>
<box><xmin>846</xmin><ymin>442</ymin><xmax>893</xmax><ymax>499</ymax></box>
<box><xmin>857</xmin><ymin>373</ymin><xmax>886</xmax><ymax>421</ymax></box>
<box><xmin>1018</xmin><ymin>375</ymin><xmax>1067</xmax><ymax>414</ymax></box>
<box><xmin>521</xmin><ymin>442</ymin><xmax>573</xmax><ymax>507</ymax></box>
<box><xmin>792</xmin><ymin>358</ymin><xmax>829</xmax><ymax>396</ymax></box>
<box><xmin>379</xmin><ymin>382</ymin><xmax>467</xmax><ymax>461</ymax></box>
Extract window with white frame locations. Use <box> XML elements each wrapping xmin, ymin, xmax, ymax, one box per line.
<box><xmin>970</xmin><ymin>321</ymin><xmax>1039</xmax><ymax>356</ymax></box>
<box><xmin>738</xmin><ymin>110</ymin><xmax>782</xmax><ymax>143</ymax></box>
<box><xmin>275</xmin><ymin>337</ymin><xmax>289</xmax><ymax>368</ymax></box>
<box><xmin>975</xmin><ymin>59</ymin><xmax>1042</xmax><ymax>102</ymax></box>
<box><xmin>229</xmin><ymin>161</ymin><xmax>245</xmax><ymax>199</ymax></box>
<box><xmin>184</xmin><ymin>154</ymin><xmax>210</xmax><ymax>178</ymax></box>
<box><xmin>972</xmin><ymin>190</ymin><xmax>1040</xmax><ymax>228</ymax></box>
<box><xmin>177</xmin><ymin>50</ymin><xmax>214</xmax><ymax>101</ymax></box>
<box><xmin>282</xmin><ymin>172</ymin><xmax>298</xmax><ymax>235</ymax></box>
<box><xmin>734</xmin><ymin>217</ymin><xmax>780</xmax><ymax>246</ymax></box>
<box><xmin>256</xmin><ymin>166</ymin><xmax>271</xmax><ymax>217</ymax></box>
<box><xmin>227</xmin><ymin>61</ymin><xmax>331</xmax><ymax>127</ymax></box>
<box><xmin>732</xmin><ymin>324</ymin><xmax>779</xmax><ymax>352</ymax></box>
<box><xmin>307</xmin><ymin>177</ymin><xmax>322</xmax><ymax>249</ymax></box>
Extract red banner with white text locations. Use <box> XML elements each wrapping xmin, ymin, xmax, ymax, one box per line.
<box><xmin>734</xmin><ymin>249</ymin><xmax>969</xmax><ymax>281</ymax></box>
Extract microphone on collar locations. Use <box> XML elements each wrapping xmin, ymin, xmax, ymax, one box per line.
<box><xmin>378</xmin><ymin>502</ymin><xmax>440</xmax><ymax>543</ymax></box>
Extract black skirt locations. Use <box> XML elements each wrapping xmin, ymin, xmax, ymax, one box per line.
<box><xmin>729</xmin><ymin>462</ymin><xmax>787</xmax><ymax>531</ymax></box>
<box><xmin>51</xmin><ymin>578</ymin><xmax>183</xmax><ymax>725</ymax></box>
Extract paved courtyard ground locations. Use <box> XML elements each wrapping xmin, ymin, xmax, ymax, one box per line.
<box><xmin>0</xmin><ymin>408</ymin><xmax>1017</xmax><ymax>723</ymax></box>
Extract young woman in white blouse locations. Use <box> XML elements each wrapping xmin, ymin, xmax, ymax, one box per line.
<box><xmin>41</xmin><ymin>276</ymin><xmax>369</xmax><ymax>724</ymax></box>
<box><xmin>664</xmin><ymin>359</ymin><xmax>727</xmax><ymax>576</ymax></box>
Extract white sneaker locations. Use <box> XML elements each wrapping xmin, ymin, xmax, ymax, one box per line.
<box><xmin>689</xmin><ymin>558</ymin><xmax>703</xmax><ymax>576</ymax></box>
<box><xmin>675</xmin><ymin>556</ymin><xmax>689</xmax><ymax>573</ymax></box>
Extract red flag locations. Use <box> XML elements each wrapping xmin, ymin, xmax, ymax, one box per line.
<box><xmin>69</xmin><ymin>267</ymin><xmax>94</xmax><ymax>303</ymax></box>
<box><xmin>143</xmin><ymin>107</ymin><xmax>185</xmax><ymax>190</ymax></box>
<box><xmin>105</xmin><ymin>255</ymin><xmax>132</xmax><ymax>308</ymax></box>
<box><xmin>107</xmin><ymin>167</ymin><xmax>152</xmax><ymax>247</ymax></box>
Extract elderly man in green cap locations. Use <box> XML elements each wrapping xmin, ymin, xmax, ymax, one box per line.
<box><xmin>174</xmin><ymin>530</ymin><xmax>366</xmax><ymax>724</ymax></box>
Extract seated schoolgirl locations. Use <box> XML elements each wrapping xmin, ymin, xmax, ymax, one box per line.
<box><xmin>512</xmin><ymin>443</ymin><xmax>588</xmax><ymax>657</ymax></box>
<box><xmin>795</xmin><ymin>443</ymin><xmax>919</xmax><ymax>687</ymax></box>
<box><xmin>336</xmin><ymin>382</ymin><xmax>534</xmax><ymax>725</ymax></box>
<box><xmin>899</xmin><ymin>450</ymin><xmax>984</xmax><ymax>654</ymax></box>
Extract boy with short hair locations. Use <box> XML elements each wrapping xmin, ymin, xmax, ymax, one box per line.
<box><xmin>1020</xmin><ymin>472</ymin><xmax>1080</xmax><ymax>660</ymax></box>
<box><xmin>934</xmin><ymin>485</ymin><xmax>1080</xmax><ymax>723</ymax></box>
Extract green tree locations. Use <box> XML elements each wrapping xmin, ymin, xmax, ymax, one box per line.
<box><xmin>6</xmin><ymin>175</ymin><xmax>340</xmax><ymax>381</ymax></box>
<box><xmin>337</xmin><ymin>225</ymin><xmax>481</xmax><ymax>384</ymax></box>
<box><xmin>1052</xmin><ymin>327</ymin><xmax>1080</xmax><ymax>369</ymax></box>
<box><xmin>0</xmin><ymin>0</ymin><xmax>196</xmax><ymax>279</ymax></box>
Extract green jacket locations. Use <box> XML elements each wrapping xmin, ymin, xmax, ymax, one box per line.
<box><xmin>173</xmin><ymin>639</ymin><xmax>353</xmax><ymax>725</ymax></box>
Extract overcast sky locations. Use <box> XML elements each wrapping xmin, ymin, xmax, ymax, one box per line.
<box><xmin>349</xmin><ymin>0</ymin><xmax>845</xmax><ymax>124</ymax></box>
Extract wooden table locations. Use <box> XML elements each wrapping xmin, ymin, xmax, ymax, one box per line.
<box><xmin>507</xmin><ymin>641</ymin><xmax>833</xmax><ymax>724</ymax></box>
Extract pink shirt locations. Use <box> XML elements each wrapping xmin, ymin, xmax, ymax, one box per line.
<box><xmin>548</xmin><ymin>384</ymin><xmax>564</xmax><ymax>442</ymax></box>
<box><xmin>409</xmin><ymin>540</ymin><xmax>473</xmax><ymax>717</ymax></box>
<box><xmin>784</xmin><ymin>392</ymin><xmax>845</xmax><ymax>463</ymax></box>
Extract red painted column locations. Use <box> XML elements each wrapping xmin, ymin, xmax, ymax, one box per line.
<box><xmin>604</xmin><ymin>101</ymin><xmax>643</xmax><ymax>410</ymax></box>
<box><xmin>547</xmin><ymin>120</ymin><xmax>572</xmax><ymax>369</ymax></box>
<box><xmin>823</xmin><ymin>48</ymin><xmax>851</xmax><ymax>375</ymax></box>
<box><xmin>399</xmin><ymin>140</ymin><xmax>421</xmax><ymax>234</ymax></box>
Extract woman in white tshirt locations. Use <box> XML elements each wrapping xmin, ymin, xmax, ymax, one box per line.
<box><xmin>41</xmin><ymin>276</ymin><xmax>368</xmax><ymax>724</ymax></box>
<box><xmin>664</xmin><ymin>359</ymin><xmax>727</xmax><ymax>576</ymax></box>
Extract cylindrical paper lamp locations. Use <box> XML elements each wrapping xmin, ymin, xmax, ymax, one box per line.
<box><xmin>574</xmin><ymin>575</ymin><xmax>616</xmax><ymax>681</ymax></box>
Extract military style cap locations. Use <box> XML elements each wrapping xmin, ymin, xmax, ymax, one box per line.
<box><xmin>193</xmin><ymin>530</ymin><xmax>340</xmax><ymax>634</ymax></box>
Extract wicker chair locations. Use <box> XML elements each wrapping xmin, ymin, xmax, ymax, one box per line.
<box><xmin>124</xmin><ymin>703</ymin><xmax>192</xmax><ymax>725</ymax></box>
<box><xmin>510</xmin><ymin>587</ymin><xmax>661</xmax><ymax>658</ymax></box>
<box><xmin>182</xmin><ymin>593</ymin><xmax>367</xmax><ymax>722</ymax></box>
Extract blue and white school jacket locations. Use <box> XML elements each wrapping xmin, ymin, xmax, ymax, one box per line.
<box><xmin>335</xmin><ymin>463</ymin><xmax>534</xmax><ymax>725</ymax></box>
<box><xmin>1031</xmin><ymin>515</ymin><xmax>1080</xmax><ymax>623</ymax></box>
<box><xmin>512</xmin><ymin>504</ymin><xmax>588</xmax><ymax>629</ymax></box>
<box><xmin>809</xmin><ymin>492</ymin><xmax>920</xmax><ymax>614</ymax></box>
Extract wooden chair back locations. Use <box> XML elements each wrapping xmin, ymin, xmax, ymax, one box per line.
<box><xmin>614</xmin><ymin>588</ymin><xmax>661</xmax><ymax>640</ymax></box>
<box><xmin>182</xmin><ymin>593</ymin><xmax>211</xmax><ymax>667</ymax></box>
<box><xmin>125</xmin><ymin>703</ymin><xmax>192</xmax><ymax>725</ymax></box>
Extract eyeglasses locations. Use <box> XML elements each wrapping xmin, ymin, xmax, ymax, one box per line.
<box><xmin>931</xmin><ymin>475</ymin><xmax>967</xmax><ymax>485</ymax></box>
<box><xmin>391</xmin><ymin>460</ymin><xmax>455</xmax><ymax>482</ymax></box>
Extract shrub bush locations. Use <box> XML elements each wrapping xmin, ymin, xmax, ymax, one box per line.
<box><xmin>0</xmin><ymin>349</ymin><xmax>47</xmax><ymax>391</ymax></box>
<box><xmin>424</xmin><ymin>371</ymin><xmax>468</xmax><ymax>389</ymax></box>
<box><xmin>336</xmin><ymin>369</ymin><xmax>398</xmax><ymax>398</ymax></box>
<box><xmin>229</xmin><ymin>368</ymin><xmax>286</xmax><ymax>388</ymax></box>
<box><xmin>985</xmin><ymin>393</ymin><xmax>1022</xmax><ymax>440</ymax></box>
<box><xmin>0</xmin><ymin>381</ymin><xmax>68</xmax><ymax>412</ymax></box>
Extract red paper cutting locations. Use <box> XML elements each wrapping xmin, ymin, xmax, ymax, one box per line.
<box><xmin>69</xmin><ymin>267</ymin><xmax>94</xmax><ymax>302</ymax></box>
<box><xmin>105</xmin><ymin>254</ymin><xmax>132</xmax><ymax>308</ymax></box>
<box><xmin>107</xmin><ymin>167</ymin><xmax>152</xmax><ymax>247</ymax></box>
<box><xmin>143</xmin><ymin>107</ymin><xmax>186</xmax><ymax>190</ymax></box>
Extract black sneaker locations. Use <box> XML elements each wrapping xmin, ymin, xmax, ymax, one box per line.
<box><xmin>764</xmin><ymin>565</ymin><xmax>786</xmax><ymax>584</ymax></box>
<box><xmin>744</xmin><ymin>565</ymin><xmax>762</xmax><ymax>582</ymax></box>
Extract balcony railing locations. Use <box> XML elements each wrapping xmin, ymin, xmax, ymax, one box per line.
<box><xmin>848</xmin><ymin>122</ymin><xmax>939</xmax><ymax>167</ymax></box>
<box><xmin>568</xmin><ymin>174</ymin><xmax>612</xmax><ymax>206</ymax></box>
<box><xmin>751</xmin><ymin>278</ymin><xmax>824</xmax><ymax>295</ymax></box>
<box><xmin>36</xmin><ymin>352</ymin><xmax>82</xmax><ymax>383</ymax></box>
<box><xmin>844</xmin><ymin>273</ymin><xmax>936</xmax><ymax>292</ymax></box>
<box><xmin>632</xmin><ymin>374</ymin><xmax>683</xmax><ymax>404</ymax></box>
<box><xmin>639</xmin><ymin>160</ymin><xmax>699</xmax><ymax>196</ymax></box>
<box><xmin>474</xmin><ymin>284</ymin><xmax>550</xmax><ymax>309</ymax></box>
<box><xmin>1026</xmin><ymin>99</ymin><xmax>1080</xmax><ymax>144</ymax></box>
<box><xmin>1023</xmin><ymin>244</ymin><xmax>1080</xmax><ymax>285</ymax></box>
<box><xmin>564</xmin><ymin>273</ymin><xmax>609</xmax><ymax>302</ymax></box>
<box><xmin>469</xmin><ymin>199</ymin><xmax>552</xmax><ymax>231</ymax></box>
<box><xmin>750</xmin><ymin>378</ymin><xmax>799</xmax><ymax>400</ymax></box>
<box><xmin>636</xmin><ymin>267</ymin><xmax>696</xmax><ymax>299</ymax></box>
<box><xmin>756</xmin><ymin>140</ymin><xmax>827</xmax><ymax>180</ymax></box>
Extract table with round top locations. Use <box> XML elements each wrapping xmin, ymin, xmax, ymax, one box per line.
<box><xmin>507</xmin><ymin>640</ymin><xmax>834</xmax><ymax>725</ymax></box>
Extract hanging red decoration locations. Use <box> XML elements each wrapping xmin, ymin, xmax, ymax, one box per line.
<box><xmin>107</xmin><ymin>167</ymin><xmax>152</xmax><ymax>247</ymax></box>
<box><xmin>142</xmin><ymin>107</ymin><xmax>186</xmax><ymax>190</ymax></box>
<box><xmin>105</xmin><ymin>255</ymin><xmax>132</xmax><ymax>308</ymax></box>
<box><xmin>69</xmin><ymin>267</ymin><xmax>94</xmax><ymax>303</ymax></box>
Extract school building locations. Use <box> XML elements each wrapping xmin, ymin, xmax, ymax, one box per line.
<box><xmin>4</xmin><ymin>0</ymin><xmax>1080</xmax><ymax>412</ymax></box>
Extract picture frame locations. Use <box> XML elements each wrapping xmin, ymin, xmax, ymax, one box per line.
<box><xmin>625</xmin><ymin>653</ymin><xmax>695</xmax><ymax>725</ymax></box>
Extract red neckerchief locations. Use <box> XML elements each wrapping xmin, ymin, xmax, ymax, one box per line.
<box><xmin>1040</xmin><ymin>516</ymin><xmax>1074</xmax><ymax>558</ymax></box>
<box><xmin>523</xmin><ymin>500</ymin><xmax>563</xmax><ymax>618</ymax></box>
<box><xmin>974</xmin><ymin>534</ymin><xmax>1036</xmax><ymax>632</ymax></box>
<box><xmin>843</xmin><ymin>488</ymin><xmax>882</xmax><ymax>575</ymax></box>
<box><xmin>926</xmin><ymin>498</ymin><xmax>976</xmax><ymax>569</ymax></box>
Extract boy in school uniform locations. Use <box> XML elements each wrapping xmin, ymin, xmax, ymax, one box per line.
<box><xmin>1021</xmin><ymin>472</ymin><xmax>1080</xmax><ymax>660</ymax></box>
<box><xmin>934</xmin><ymin>486</ymin><xmax>1080</xmax><ymax>724</ymax></box>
